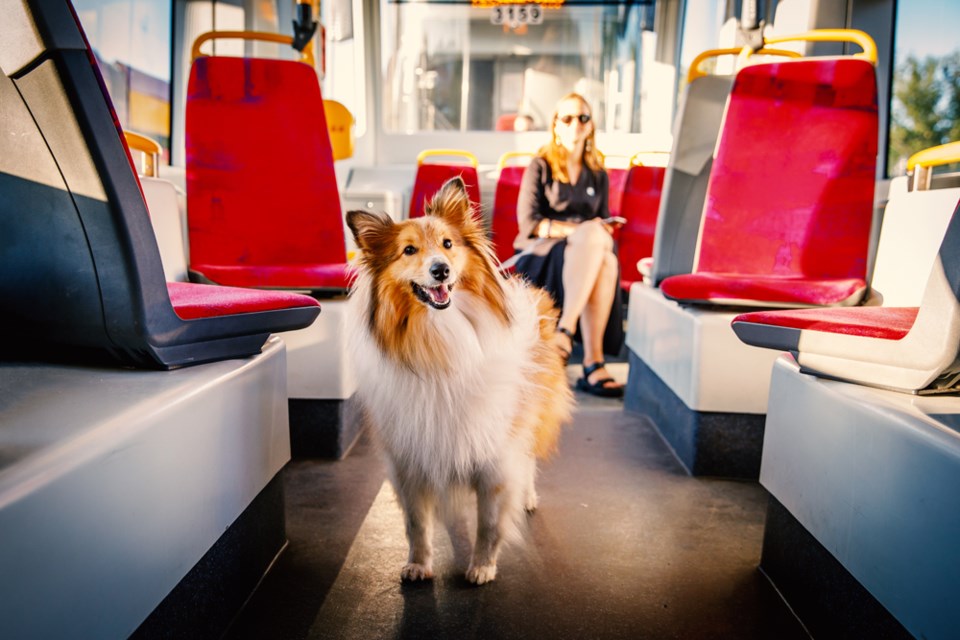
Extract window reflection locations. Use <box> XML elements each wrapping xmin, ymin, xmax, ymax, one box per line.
<box><xmin>889</xmin><ymin>0</ymin><xmax>960</xmax><ymax>176</ymax></box>
<box><xmin>380</xmin><ymin>1</ymin><xmax>661</xmax><ymax>134</ymax></box>
<box><xmin>75</xmin><ymin>0</ymin><xmax>173</xmax><ymax>160</ymax></box>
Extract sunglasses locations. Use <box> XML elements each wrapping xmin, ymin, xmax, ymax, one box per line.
<box><xmin>557</xmin><ymin>114</ymin><xmax>591</xmax><ymax>125</ymax></box>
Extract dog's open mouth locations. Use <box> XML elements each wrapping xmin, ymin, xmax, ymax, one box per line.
<box><xmin>412</xmin><ymin>282</ymin><xmax>453</xmax><ymax>309</ymax></box>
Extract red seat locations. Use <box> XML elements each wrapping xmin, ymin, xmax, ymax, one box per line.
<box><xmin>186</xmin><ymin>53</ymin><xmax>349</xmax><ymax>292</ymax></box>
<box><xmin>732</xmin><ymin>199</ymin><xmax>960</xmax><ymax>393</ymax></box>
<box><xmin>660</xmin><ymin>57</ymin><xmax>878</xmax><ymax>308</ymax></box>
<box><xmin>606</xmin><ymin>166</ymin><xmax>629</xmax><ymax>219</ymax></box>
<box><xmin>617</xmin><ymin>162</ymin><xmax>666</xmax><ymax>289</ymax></box>
<box><xmin>490</xmin><ymin>152</ymin><xmax>533</xmax><ymax>263</ymax></box>
<box><xmin>0</xmin><ymin>2</ymin><xmax>320</xmax><ymax>369</ymax></box>
<box><xmin>495</xmin><ymin>113</ymin><xmax>518</xmax><ymax>131</ymax></box>
<box><xmin>409</xmin><ymin>150</ymin><xmax>481</xmax><ymax>219</ymax></box>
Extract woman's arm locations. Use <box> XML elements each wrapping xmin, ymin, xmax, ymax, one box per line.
<box><xmin>516</xmin><ymin>158</ymin><xmax>548</xmax><ymax>246</ymax></box>
<box><xmin>534</xmin><ymin>218</ymin><xmax>578</xmax><ymax>238</ymax></box>
<box><xmin>597</xmin><ymin>168</ymin><xmax>610</xmax><ymax>219</ymax></box>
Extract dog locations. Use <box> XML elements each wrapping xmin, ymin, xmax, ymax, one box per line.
<box><xmin>345</xmin><ymin>177</ymin><xmax>574</xmax><ymax>585</ymax></box>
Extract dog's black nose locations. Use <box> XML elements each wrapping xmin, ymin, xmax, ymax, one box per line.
<box><xmin>430</xmin><ymin>262</ymin><xmax>450</xmax><ymax>282</ymax></box>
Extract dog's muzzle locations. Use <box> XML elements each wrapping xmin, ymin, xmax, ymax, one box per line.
<box><xmin>412</xmin><ymin>281</ymin><xmax>453</xmax><ymax>309</ymax></box>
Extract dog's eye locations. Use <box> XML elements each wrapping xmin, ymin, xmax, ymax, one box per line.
<box><xmin>443</xmin><ymin>239</ymin><xmax>452</xmax><ymax>249</ymax></box>
<box><xmin>403</xmin><ymin>245</ymin><xmax>417</xmax><ymax>256</ymax></box>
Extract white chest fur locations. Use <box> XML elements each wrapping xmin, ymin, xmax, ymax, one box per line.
<box><xmin>346</xmin><ymin>279</ymin><xmax>542</xmax><ymax>486</ymax></box>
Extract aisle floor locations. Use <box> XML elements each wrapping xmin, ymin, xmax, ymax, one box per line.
<box><xmin>225</xmin><ymin>365</ymin><xmax>809</xmax><ymax>640</ymax></box>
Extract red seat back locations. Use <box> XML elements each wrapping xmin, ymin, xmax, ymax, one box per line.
<box><xmin>0</xmin><ymin>2</ymin><xmax>319</xmax><ymax>369</ymax></box>
<box><xmin>490</xmin><ymin>153</ymin><xmax>534</xmax><ymax>263</ymax></box>
<box><xmin>409</xmin><ymin>163</ymin><xmax>481</xmax><ymax>219</ymax></box>
<box><xmin>186</xmin><ymin>56</ymin><xmax>346</xmax><ymax>273</ymax></box>
<box><xmin>695</xmin><ymin>58</ymin><xmax>877</xmax><ymax>280</ymax></box>
<box><xmin>618</xmin><ymin>165</ymin><xmax>666</xmax><ymax>288</ymax></box>
<box><xmin>606</xmin><ymin>167</ymin><xmax>629</xmax><ymax>219</ymax></box>
<box><xmin>491</xmin><ymin>165</ymin><xmax>526</xmax><ymax>262</ymax></box>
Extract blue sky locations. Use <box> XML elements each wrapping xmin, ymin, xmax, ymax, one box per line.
<box><xmin>894</xmin><ymin>0</ymin><xmax>960</xmax><ymax>61</ymax></box>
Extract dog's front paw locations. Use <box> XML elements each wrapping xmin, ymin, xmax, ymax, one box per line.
<box><xmin>400</xmin><ymin>563</ymin><xmax>434</xmax><ymax>582</ymax></box>
<box><xmin>465</xmin><ymin>563</ymin><xmax>497</xmax><ymax>585</ymax></box>
<box><xmin>524</xmin><ymin>491</ymin><xmax>540</xmax><ymax>513</ymax></box>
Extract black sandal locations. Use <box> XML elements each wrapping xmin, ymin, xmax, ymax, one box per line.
<box><xmin>556</xmin><ymin>327</ymin><xmax>574</xmax><ymax>362</ymax></box>
<box><xmin>576</xmin><ymin>361</ymin><xmax>624</xmax><ymax>398</ymax></box>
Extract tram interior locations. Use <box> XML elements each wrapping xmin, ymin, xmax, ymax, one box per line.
<box><xmin>2</xmin><ymin>0</ymin><xmax>959</xmax><ymax>638</ymax></box>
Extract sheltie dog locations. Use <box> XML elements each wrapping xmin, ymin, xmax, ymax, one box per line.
<box><xmin>345</xmin><ymin>177</ymin><xmax>574</xmax><ymax>585</ymax></box>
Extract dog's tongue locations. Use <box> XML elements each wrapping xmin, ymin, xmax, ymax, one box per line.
<box><xmin>428</xmin><ymin>284</ymin><xmax>450</xmax><ymax>305</ymax></box>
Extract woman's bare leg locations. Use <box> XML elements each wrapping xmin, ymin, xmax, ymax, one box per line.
<box><xmin>578</xmin><ymin>251</ymin><xmax>622</xmax><ymax>389</ymax></box>
<box><xmin>557</xmin><ymin>220</ymin><xmax>610</xmax><ymax>335</ymax></box>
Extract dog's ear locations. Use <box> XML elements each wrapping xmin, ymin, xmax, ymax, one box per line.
<box><xmin>426</xmin><ymin>176</ymin><xmax>473</xmax><ymax>227</ymax></box>
<box><xmin>346</xmin><ymin>210</ymin><xmax>393</xmax><ymax>252</ymax></box>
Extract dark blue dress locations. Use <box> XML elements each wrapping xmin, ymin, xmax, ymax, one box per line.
<box><xmin>513</xmin><ymin>156</ymin><xmax>625</xmax><ymax>356</ymax></box>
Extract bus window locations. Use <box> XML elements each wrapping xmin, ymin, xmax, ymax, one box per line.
<box><xmin>378</xmin><ymin>0</ymin><xmax>665</xmax><ymax>136</ymax></box>
<box><xmin>322</xmin><ymin>0</ymin><xmax>367</xmax><ymax>137</ymax></box>
<box><xmin>74</xmin><ymin>0</ymin><xmax>173</xmax><ymax>160</ymax></box>
<box><xmin>889</xmin><ymin>0</ymin><xmax>960</xmax><ymax>176</ymax></box>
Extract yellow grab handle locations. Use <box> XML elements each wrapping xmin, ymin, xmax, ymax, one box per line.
<box><xmin>907</xmin><ymin>141</ymin><xmax>960</xmax><ymax>191</ymax></box>
<box><xmin>324</xmin><ymin>100</ymin><xmax>355</xmax><ymax>161</ymax></box>
<box><xmin>687</xmin><ymin>47</ymin><xmax>802</xmax><ymax>83</ymax></box>
<box><xmin>123</xmin><ymin>130</ymin><xmax>162</xmax><ymax>178</ymax></box>
<box><xmin>688</xmin><ymin>47</ymin><xmax>745</xmax><ymax>83</ymax></box>
<box><xmin>416</xmin><ymin>149</ymin><xmax>479</xmax><ymax>168</ymax></box>
<box><xmin>762</xmin><ymin>29</ymin><xmax>877</xmax><ymax>64</ymax></box>
<box><xmin>191</xmin><ymin>31</ymin><xmax>314</xmax><ymax>66</ymax></box>
<box><xmin>907</xmin><ymin>141</ymin><xmax>960</xmax><ymax>172</ymax></box>
<box><xmin>629</xmin><ymin>151</ymin><xmax>670</xmax><ymax>167</ymax></box>
<box><xmin>497</xmin><ymin>151</ymin><xmax>534</xmax><ymax>169</ymax></box>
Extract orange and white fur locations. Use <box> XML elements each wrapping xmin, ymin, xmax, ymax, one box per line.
<box><xmin>345</xmin><ymin>177</ymin><xmax>573</xmax><ymax>585</ymax></box>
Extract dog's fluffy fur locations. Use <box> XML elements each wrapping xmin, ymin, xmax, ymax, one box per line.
<box><xmin>345</xmin><ymin>177</ymin><xmax>573</xmax><ymax>585</ymax></box>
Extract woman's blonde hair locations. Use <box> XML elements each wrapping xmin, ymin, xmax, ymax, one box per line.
<box><xmin>537</xmin><ymin>92</ymin><xmax>604</xmax><ymax>183</ymax></box>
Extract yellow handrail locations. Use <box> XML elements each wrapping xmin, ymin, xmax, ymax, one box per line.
<box><xmin>123</xmin><ymin>130</ymin><xmax>162</xmax><ymax>178</ymax></box>
<box><xmin>687</xmin><ymin>46</ymin><xmax>801</xmax><ymax>83</ymax></box>
<box><xmin>688</xmin><ymin>29</ymin><xmax>877</xmax><ymax>84</ymax></box>
<box><xmin>629</xmin><ymin>151</ymin><xmax>670</xmax><ymax>167</ymax></box>
<box><xmin>191</xmin><ymin>30</ymin><xmax>314</xmax><ymax>66</ymax></box>
<box><xmin>416</xmin><ymin>149</ymin><xmax>479</xmax><ymax>168</ymax></box>
<box><xmin>762</xmin><ymin>28</ymin><xmax>877</xmax><ymax>64</ymax></box>
<box><xmin>324</xmin><ymin>100</ymin><xmax>355</xmax><ymax>161</ymax></box>
<box><xmin>497</xmin><ymin>151</ymin><xmax>534</xmax><ymax>169</ymax></box>
<box><xmin>907</xmin><ymin>141</ymin><xmax>960</xmax><ymax>191</ymax></box>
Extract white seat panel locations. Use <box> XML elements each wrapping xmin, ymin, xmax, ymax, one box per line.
<box><xmin>626</xmin><ymin>282</ymin><xmax>780</xmax><ymax>413</ymax></box>
<box><xmin>282</xmin><ymin>299</ymin><xmax>357</xmax><ymax>400</ymax></box>
<box><xmin>0</xmin><ymin>337</ymin><xmax>289</xmax><ymax>640</ymax></box>
<box><xmin>870</xmin><ymin>178</ymin><xmax>960</xmax><ymax>307</ymax></box>
<box><xmin>141</xmin><ymin>176</ymin><xmax>188</xmax><ymax>282</ymax></box>
<box><xmin>761</xmin><ymin>355</ymin><xmax>960</xmax><ymax>640</ymax></box>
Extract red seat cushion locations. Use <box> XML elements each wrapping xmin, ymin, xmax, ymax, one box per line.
<box><xmin>189</xmin><ymin>262</ymin><xmax>351</xmax><ymax>290</ymax></box>
<box><xmin>670</xmin><ymin>58</ymin><xmax>878</xmax><ymax>307</ymax></box>
<box><xmin>186</xmin><ymin>56</ymin><xmax>347</xmax><ymax>280</ymax></box>
<box><xmin>168</xmin><ymin>282</ymin><xmax>320</xmax><ymax>320</ymax></box>
<box><xmin>607</xmin><ymin>167</ymin><xmax>629</xmax><ymax>219</ymax></box>
<box><xmin>661</xmin><ymin>274</ymin><xmax>867</xmax><ymax>307</ymax></box>
<box><xmin>618</xmin><ymin>165</ymin><xmax>665</xmax><ymax>288</ymax></box>
<box><xmin>409</xmin><ymin>164</ymin><xmax>481</xmax><ymax>218</ymax></box>
<box><xmin>491</xmin><ymin>165</ymin><xmax>525</xmax><ymax>263</ymax></box>
<box><xmin>733</xmin><ymin>306</ymin><xmax>918</xmax><ymax>341</ymax></box>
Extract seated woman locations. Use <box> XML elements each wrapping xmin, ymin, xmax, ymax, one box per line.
<box><xmin>513</xmin><ymin>93</ymin><xmax>625</xmax><ymax>398</ymax></box>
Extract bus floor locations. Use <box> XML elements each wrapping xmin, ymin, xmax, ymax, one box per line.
<box><xmin>224</xmin><ymin>363</ymin><xmax>809</xmax><ymax>640</ymax></box>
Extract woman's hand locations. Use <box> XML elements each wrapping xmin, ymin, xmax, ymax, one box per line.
<box><xmin>603</xmin><ymin>216</ymin><xmax>626</xmax><ymax>229</ymax></box>
<box><xmin>536</xmin><ymin>218</ymin><xmax>577</xmax><ymax>239</ymax></box>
